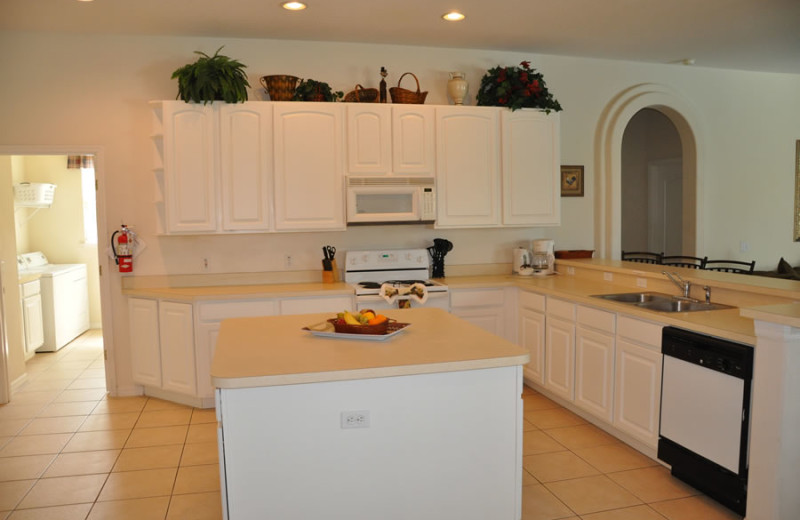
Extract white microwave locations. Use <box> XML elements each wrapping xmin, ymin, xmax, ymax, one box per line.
<box><xmin>346</xmin><ymin>177</ymin><xmax>436</xmax><ymax>225</ymax></box>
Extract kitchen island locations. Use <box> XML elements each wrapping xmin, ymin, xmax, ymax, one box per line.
<box><xmin>211</xmin><ymin>307</ymin><xmax>530</xmax><ymax>520</ymax></box>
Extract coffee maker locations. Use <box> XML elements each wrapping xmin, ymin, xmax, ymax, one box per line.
<box><xmin>512</xmin><ymin>246</ymin><xmax>532</xmax><ymax>275</ymax></box>
<box><xmin>531</xmin><ymin>239</ymin><xmax>555</xmax><ymax>276</ymax></box>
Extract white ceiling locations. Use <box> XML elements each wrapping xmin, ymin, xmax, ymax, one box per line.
<box><xmin>4</xmin><ymin>0</ymin><xmax>800</xmax><ymax>74</ymax></box>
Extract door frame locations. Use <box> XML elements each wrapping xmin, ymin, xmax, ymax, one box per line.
<box><xmin>0</xmin><ymin>145</ymin><xmax>116</xmax><ymax>398</ymax></box>
<box><xmin>594</xmin><ymin>83</ymin><xmax>704</xmax><ymax>259</ymax></box>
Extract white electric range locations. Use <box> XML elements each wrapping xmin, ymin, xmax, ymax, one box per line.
<box><xmin>344</xmin><ymin>249</ymin><xmax>449</xmax><ymax>312</ymax></box>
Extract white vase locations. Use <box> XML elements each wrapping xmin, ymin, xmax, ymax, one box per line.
<box><xmin>447</xmin><ymin>72</ymin><xmax>469</xmax><ymax>105</ymax></box>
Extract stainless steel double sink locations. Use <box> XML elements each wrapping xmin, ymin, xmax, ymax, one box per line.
<box><xmin>592</xmin><ymin>292</ymin><xmax>735</xmax><ymax>312</ymax></box>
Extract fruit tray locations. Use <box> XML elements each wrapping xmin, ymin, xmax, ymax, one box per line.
<box><xmin>302</xmin><ymin>321</ymin><xmax>410</xmax><ymax>341</ymax></box>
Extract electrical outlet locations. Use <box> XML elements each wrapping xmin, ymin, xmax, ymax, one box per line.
<box><xmin>202</xmin><ymin>258</ymin><xmax>209</xmax><ymax>271</ymax></box>
<box><xmin>341</xmin><ymin>410</ymin><xmax>370</xmax><ymax>429</ymax></box>
<box><xmin>566</xmin><ymin>266</ymin><xmax>575</xmax><ymax>275</ymax></box>
<box><xmin>603</xmin><ymin>272</ymin><xmax>613</xmax><ymax>282</ymax></box>
<box><xmin>740</xmin><ymin>241</ymin><xmax>750</xmax><ymax>253</ymax></box>
<box><xmin>636</xmin><ymin>277</ymin><xmax>647</xmax><ymax>288</ymax></box>
<box><xmin>285</xmin><ymin>255</ymin><xmax>293</xmax><ymax>268</ymax></box>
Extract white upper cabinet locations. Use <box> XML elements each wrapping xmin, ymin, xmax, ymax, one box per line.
<box><xmin>219</xmin><ymin>103</ymin><xmax>273</xmax><ymax>231</ymax></box>
<box><xmin>393</xmin><ymin>106</ymin><xmax>435</xmax><ymax>175</ymax></box>
<box><xmin>435</xmin><ymin>107</ymin><xmax>501</xmax><ymax>228</ymax></box>
<box><xmin>160</xmin><ymin>102</ymin><xmax>217</xmax><ymax>233</ymax></box>
<box><xmin>347</xmin><ymin>105</ymin><xmax>435</xmax><ymax>176</ymax></box>
<box><xmin>156</xmin><ymin>101</ymin><xmax>273</xmax><ymax>234</ymax></box>
<box><xmin>273</xmin><ymin>103</ymin><xmax>346</xmax><ymax>231</ymax></box>
<box><xmin>347</xmin><ymin>105</ymin><xmax>392</xmax><ymax>175</ymax></box>
<box><xmin>501</xmin><ymin>110</ymin><xmax>561</xmax><ymax>226</ymax></box>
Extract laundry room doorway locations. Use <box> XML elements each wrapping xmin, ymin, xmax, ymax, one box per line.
<box><xmin>0</xmin><ymin>148</ymin><xmax>114</xmax><ymax>404</ymax></box>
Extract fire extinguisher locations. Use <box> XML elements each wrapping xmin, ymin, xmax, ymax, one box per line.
<box><xmin>111</xmin><ymin>225</ymin><xmax>134</xmax><ymax>273</ymax></box>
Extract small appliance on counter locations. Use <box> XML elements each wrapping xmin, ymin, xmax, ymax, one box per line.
<box><xmin>531</xmin><ymin>239</ymin><xmax>555</xmax><ymax>276</ymax></box>
<box><xmin>512</xmin><ymin>246</ymin><xmax>532</xmax><ymax>276</ymax></box>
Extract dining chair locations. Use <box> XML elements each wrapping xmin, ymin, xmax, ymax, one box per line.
<box><xmin>621</xmin><ymin>251</ymin><xmax>663</xmax><ymax>264</ymax></box>
<box><xmin>661</xmin><ymin>255</ymin><xmax>708</xmax><ymax>269</ymax></box>
<box><xmin>704</xmin><ymin>259</ymin><xmax>756</xmax><ymax>274</ymax></box>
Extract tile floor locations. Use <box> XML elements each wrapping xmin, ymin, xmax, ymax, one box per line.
<box><xmin>0</xmin><ymin>330</ymin><xmax>743</xmax><ymax>520</ymax></box>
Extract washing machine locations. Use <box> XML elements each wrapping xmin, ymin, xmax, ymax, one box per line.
<box><xmin>17</xmin><ymin>252</ymin><xmax>90</xmax><ymax>352</ymax></box>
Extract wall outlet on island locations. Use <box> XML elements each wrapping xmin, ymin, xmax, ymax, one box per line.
<box><xmin>341</xmin><ymin>410</ymin><xmax>370</xmax><ymax>429</ymax></box>
<box><xmin>285</xmin><ymin>254</ymin><xmax>293</xmax><ymax>268</ymax></box>
<box><xmin>603</xmin><ymin>272</ymin><xmax>613</xmax><ymax>282</ymax></box>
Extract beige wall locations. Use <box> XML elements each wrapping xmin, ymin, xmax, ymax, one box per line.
<box><xmin>14</xmin><ymin>156</ymin><xmax>102</xmax><ymax>327</ymax></box>
<box><xmin>1</xmin><ymin>32</ymin><xmax>799</xmax><ymax>394</ymax></box>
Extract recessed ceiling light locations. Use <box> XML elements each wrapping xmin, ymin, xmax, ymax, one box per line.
<box><xmin>282</xmin><ymin>2</ymin><xmax>307</xmax><ymax>10</ymax></box>
<box><xmin>442</xmin><ymin>11</ymin><xmax>465</xmax><ymax>22</ymax></box>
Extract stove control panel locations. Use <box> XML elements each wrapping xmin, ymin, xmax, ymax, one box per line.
<box><xmin>347</xmin><ymin>249</ymin><xmax>428</xmax><ymax>270</ymax></box>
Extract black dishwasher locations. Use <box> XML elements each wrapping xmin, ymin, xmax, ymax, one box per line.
<box><xmin>659</xmin><ymin>326</ymin><xmax>753</xmax><ymax>516</ymax></box>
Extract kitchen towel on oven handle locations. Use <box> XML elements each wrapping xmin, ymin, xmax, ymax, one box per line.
<box><xmin>379</xmin><ymin>283</ymin><xmax>429</xmax><ymax>304</ymax></box>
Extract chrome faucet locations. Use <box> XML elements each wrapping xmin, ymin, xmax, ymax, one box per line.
<box><xmin>662</xmin><ymin>271</ymin><xmax>692</xmax><ymax>299</ymax></box>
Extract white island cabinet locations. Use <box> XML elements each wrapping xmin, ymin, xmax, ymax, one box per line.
<box><xmin>212</xmin><ymin>308</ymin><xmax>529</xmax><ymax>520</ymax></box>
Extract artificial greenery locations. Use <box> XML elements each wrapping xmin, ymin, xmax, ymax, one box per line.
<box><xmin>292</xmin><ymin>78</ymin><xmax>344</xmax><ymax>102</ymax></box>
<box><xmin>171</xmin><ymin>46</ymin><xmax>250</xmax><ymax>104</ymax></box>
<box><xmin>476</xmin><ymin>60</ymin><xmax>562</xmax><ymax>113</ymax></box>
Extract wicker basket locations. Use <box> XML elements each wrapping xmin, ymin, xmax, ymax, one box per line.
<box><xmin>344</xmin><ymin>84</ymin><xmax>379</xmax><ymax>103</ymax></box>
<box><xmin>260</xmin><ymin>75</ymin><xmax>299</xmax><ymax>101</ymax></box>
<box><xmin>389</xmin><ymin>72</ymin><xmax>428</xmax><ymax>104</ymax></box>
<box><xmin>328</xmin><ymin>318</ymin><xmax>391</xmax><ymax>335</ymax></box>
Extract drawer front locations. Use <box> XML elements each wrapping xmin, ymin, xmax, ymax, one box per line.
<box><xmin>617</xmin><ymin>315</ymin><xmax>663</xmax><ymax>349</ymax></box>
<box><xmin>450</xmin><ymin>288</ymin><xmax>505</xmax><ymax>308</ymax></box>
<box><xmin>198</xmin><ymin>300</ymin><xmax>278</xmax><ymax>321</ymax></box>
<box><xmin>546</xmin><ymin>297</ymin><xmax>575</xmax><ymax>321</ymax></box>
<box><xmin>519</xmin><ymin>290</ymin><xmax>545</xmax><ymax>313</ymax></box>
<box><xmin>21</xmin><ymin>280</ymin><xmax>41</xmax><ymax>298</ymax></box>
<box><xmin>577</xmin><ymin>305</ymin><xmax>616</xmax><ymax>334</ymax></box>
<box><xmin>280</xmin><ymin>296</ymin><xmax>354</xmax><ymax>315</ymax></box>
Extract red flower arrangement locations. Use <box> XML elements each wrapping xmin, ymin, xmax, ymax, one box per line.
<box><xmin>476</xmin><ymin>60</ymin><xmax>562</xmax><ymax>113</ymax></box>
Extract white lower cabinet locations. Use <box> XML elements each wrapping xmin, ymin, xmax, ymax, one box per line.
<box><xmin>20</xmin><ymin>280</ymin><xmax>44</xmax><ymax>359</ymax></box>
<box><xmin>544</xmin><ymin>296</ymin><xmax>576</xmax><ymax>400</ymax></box>
<box><xmin>129</xmin><ymin>298</ymin><xmax>196</xmax><ymax>397</ymax></box>
<box><xmin>195</xmin><ymin>299</ymin><xmax>279</xmax><ymax>399</ymax></box>
<box><xmin>450</xmin><ymin>288</ymin><xmax>513</xmax><ymax>342</ymax></box>
<box><xmin>159</xmin><ymin>301</ymin><xmax>196</xmax><ymax>395</ymax></box>
<box><xmin>574</xmin><ymin>306</ymin><xmax>616</xmax><ymax>423</ymax></box>
<box><xmin>129</xmin><ymin>298</ymin><xmax>162</xmax><ymax>387</ymax></box>
<box><xmin>613</xmin><ymin>316</ymin><xmax>664</xmax><ymax>448</ymax></box>
<box><xmin>518</xmin><ymin>291</ymin><xmax>546</xmax><ymax>385</ymax></box>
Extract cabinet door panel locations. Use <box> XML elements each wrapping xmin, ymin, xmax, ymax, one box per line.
<box><xmin>159</xmin><ymin>301</ymin><xmax>196</xmax><ymax>395</ymax></box>
<box><xmin>163</xmin><ymin>102</ymin><xmax>217</xmax><ymax>232</ymax></box>
<box><xmin>501</xmin><ymin>110</ymin><xmax>560</xmax><ymax>226</ymax></box>
<box><xmin>545</xmin><ymin>317</ymin><xmax>575</xmax><ymax>401</ymax></box>
<box><xmin>22</xmin><ymin>294</ymin><xmax>44</xmax><ymax>354</ymax></box>
<box><xmin>219</xmin><ymin>103</ymin><xmax>273</xmax><ymax>231</ymax></box>
<box><xmin>452</xmin><ymin>307</ymin><xmax>505</xmax><ymax>338</ymax></box>
<box><xmin>614</xmin><ymin>338</ymin><xmax>662</xmax><ymax>447</ymax></box>
<box><xmin>274</xmin><ymin>103</ymin><xmax>345</xmax><ymax>231</ymax></box>
<box><xmin>129</xmin><ymin>298</ymin><xmax>162</xmax><ymax>387</ymax></box>
<box><xmin>575</xmin><ymin>328</ymin><xmax>615</xmax><ymax>422</ymax></box>
<box><xmin>393</xmin><ymin>106</ymin><xmax>435</xmax><ymax>175</ymax></box>
<box><xmin>435</xmin><ymin>107</ymin><xmax>500</xmax><ymax>227</ymax></box>
<box><xmin>195</xmin><ymin>322</ymin><xmax>220</xmax><ymax>399</ymax></box>
<box><xmin>519</xmin><ymin>308</ymin><xmax>545</xmax><ymax>385</ymax></box>
<box><xmin>347</xmin><ymin>105</ymin><xmax>391</xmax><ymax>174</ymax></box>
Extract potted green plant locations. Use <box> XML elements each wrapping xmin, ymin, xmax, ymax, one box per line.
<box><xmin>171</xmin><ymin>46</ymin><xmax>250</xmax><ymax>104</ymax></box>
<box><xmin>476</xmin><ymin>60</ymin><xmax>562</xmax><ymax>113</ymax></box>
<box><xmin>292</xmin><ymin>78</ymin><xmax>343</xmax><ymax>102</ymax></box>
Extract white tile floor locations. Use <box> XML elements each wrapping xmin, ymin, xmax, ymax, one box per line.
<box><xmin>0</xmin><ymin>330</ymin><xmax>744</xmax><ymax>519</ymax></box>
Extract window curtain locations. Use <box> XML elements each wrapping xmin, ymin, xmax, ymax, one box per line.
<box><xmin>67</xmin><ymin>155</ymin><xmax>94</xmax><ymax>169</ymax></box>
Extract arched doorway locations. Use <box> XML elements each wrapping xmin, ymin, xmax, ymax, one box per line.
<box><xmin>621</xmin><ymin>109</ymin><xmax>683</xmax><ymax>255</ymax></box>
<box><xmin>594</xmin><ymin>83</ymin><xmax>703</xmax><ymax>259</ymax></box>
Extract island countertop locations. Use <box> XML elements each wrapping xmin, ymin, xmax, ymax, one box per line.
<box><xmin>211</xmin><ymin>307</ymin><xmax>530</xmax><ymax>389</ymax></box>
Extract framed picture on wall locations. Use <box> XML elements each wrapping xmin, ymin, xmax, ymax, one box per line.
<box><xmin>561</xmin><ymin>165</ymin><xmax>584</xmax><ymax>197</ymax></box>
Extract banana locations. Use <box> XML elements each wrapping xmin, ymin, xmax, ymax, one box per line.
<box><xmin>343</xmin><ymin>311</ymin><xmax>360</xmax><ymax>325</ymax></box>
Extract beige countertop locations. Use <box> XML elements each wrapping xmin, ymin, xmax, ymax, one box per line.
<box><xmin>125</xmin><ymin>258</ymin><xmax>800</xmax><ymax>346</ymax></box>
<box><xmin>123</xmin><ymin>281</ymin><xmax>353</xmax><ymax>301</ymax></box>
<box><xmin>211</xmin><ymin>307</ymin><xmax>530</xmax><ymax>389</ymax></box>
<box><xmin>741</xmin><ymin>303</ymin><xmax>800</xmax><ymax>328</ymax></box>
